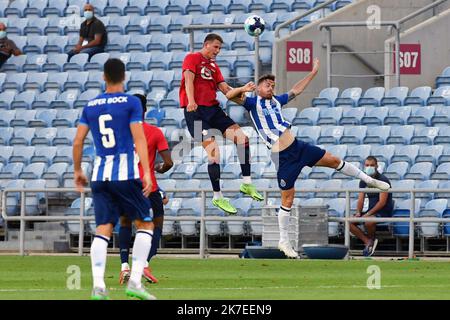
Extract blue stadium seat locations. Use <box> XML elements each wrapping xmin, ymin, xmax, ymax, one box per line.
<box><xmin>315</xmin><ymin>179</ymin><xmax>343</xmax><ymax>198</ymax></box>
<box><xmin>44</xmin><ymin>35</ymin><xmax>67</xmax><ymax>54</ymax></box>
<box><xmin>2</xmin><ymin>72</ymin><xmax>27</xmax><ymax>93</ymax></box>
<box><xmin>334</xmin><ymin>87</ymin><xmax>362</xmax><ymax>107</ymax></box>
<box><xmin>165</xmin><ymin>0</ymin><xmax>190</xmax><ymax>15</ymax></box>
<box><xmin>438</xmin><ymin>145</ymin><xmax>450</xmax><ymax>164</ymax></box>
<box><xmin>386</xmin><ymin>125</ymin><xmax>415</xmax><ymax>145</ymax></box>
<box><xmin>22</xmin><ymin>53</ymin><xmax>47</xmax><ymax>73</ymax></box>
<box><xmin>317</xmin><ymin>126</ymin><xmax>344</xmax><ymax>145</ymax></box>
<box><xmin>392</xmin><ymin>199</ymin><xmax>421</xmax><ymax>237</ymax></box>
<box><xmin>43</xmin><ymin>0</ymin><xmax>66</xmax><ymax>16</ymax></box>
<box><xmin>293</xmin><ymin>107</ymin><xmax>319</xmax><ymax>126</ymax></box>
<box><xmin>83</xmin><ymin>52</ymin><xmax>109</xmax><ymax>71</ymax></box>
<box><xmin>0</xmin><ymin>92</ymin><xmax>16</xmax><ymax>110</ymax></box>
<box><xmin>125</xmin><ymin>15</ymin><xmax>150</xmax><ymax>35</ymax></box>
<box><xmin>434</xmin><ymin>126</ymin><xmax>450</xmax><ymax>145</ymax></box>
<box><xmin>173</xmin><ymin>179</ymin><xmax>201</xmax><ymax>198</ymax></box>
<box><xmin>84</xmin><ymin>71</ymin><xmax>104</xmax><ymax>91</ymax></box>
<box><xmin>149</xmin><ymin>70</ymin><xmax>174</xmax><ymax>90</ymax></box>
<box><xmin>170</xmin><ymin>162</ymin><xmax>198</xmax><ymax>180</ymax></box>
<box><xmin>10</xmin><ymin>91</ymin><xmax>36</xmax><ymax>110</ymax></box>
<box><xmin>146</xmin><ymin>0</ymin><xmax>169</xmax><ymax>16</ymax></box>
<box><xmin>31</xmin><ymin>91</ymin><xmax>57</xmax><ymax>110</ymax></box>
<box><xmin>105</xmin><ymin>34</ymin><xmax>130</xmax><ymax>52</ymax></box>
<box><xmin>63</xmin><ymin>53</ymin><xmax>89</xmax><ymax>72</ymax></box>
<box><xmin>340</xmin><ymin>126</ymin><xmax>367</xmax><ymax>145</ymax></box>
<box><xmin>404</xmin><ymin>86</ymin><xmax>431</xmax><ymax>106</ymax></box>
<box><xmin>9</xmin><ymin>146</ymin><xmax>35</xmax><ymax>164</ymax></box>
<box><xmin>168</xmin><ymin>33</ymin><xmax>190</xmax><ymax>52</ymax></box>
<box><xmin>380</xmin><ymin>86</ymin><xmax>409</xmax><ymax>106</ymax></box>
<box><xmin>249</xmin><ymin>0</ymin><xmax>270</xmax><ymax>14</ymax></box>
<box><xmin>431</xmin><ymin>106</ymin><xmax>450</xmax><ymax>127</ymax></box>
<box><xmin>419</xmin><ymin>199</ymin><xmax>448</xmax><ymax>238</ymax></box>
<box><xmin>124</xmin><ymin>0</ymin><xmax>148</xmax><ymax>15</ymax></box>
<box><xmin>416</xmin><ymin>145</ymin><xmax>444</xmax><ymax>166</ymax></box>
<box><xmin>344</xmin><ymin>144</ymin><xmax>371</xmax><ymax>163</ymax></box>
<box><xmin>51</xmin><ymin>109</ymin><xmax>79</xmax><ymax>128</ymax></box>
<box><xmin>404</xmin><ymin>162</ymin><xmax>433</xmax><ymax>181</ymax></box>
<box><xmin>23</xmin><ymin>179</ymin><xmax>46</xmax><ymax>215</ymax></box>
<box><xmin>426</xmin><ymin>86</ymin><xmax>450</xmax><ymax>106</ymax></box>
<box><xmin>4</xmin><ymin>18</ymin><xmax>28</xmax><ymax>36</ymax></box>
<box><xmin>208</xmin><ymin>0</ymin><xmax>231</xmax><ymax>13</ymax></box>
<box><xmin>430</xmin><ymin>163</ymin><xmax>450</xmax><ymax>180</ymax></box>
<box><xmin>228</xmin><ymin>0</ymin><xmax>252</xmax><ymax>14</ymax></box>
<box><xmin>0</xmin><ymin>162</ymin><xmax>24</xmax><ymax>179</ymax></box>
<box><xmin>270</xmin><ymin>0</ymin><xmax>295</xmax><ymax>13</ymax></box>
<box><xmin>32</xmin><ymin>127</ymin><xmax>57</xmax><ymax>145</ymax></box>
<box><xmin>23</xmin><ymin>35</ymin><xmax>47</xmax><ymax>54</ymax></box>
<box><xmin>297</xmin><ymin>126</ymin><xmax>320</xmax><ymax>145</ymax></box>
<box><xmin>407</xmin><ymin>106</ymin><xmax>435</xmax><ymax>127</ymax></box>
<box><xmin>159</xmin><ymin>90</ymin><xmax>179</xmax><ymax>109</ymax></box>
<box><xmin>178</xmin><ymin>198</ymin><xmax>202</xmax><ymax>235</ymax></box>
<box><xmin>65</xmin><ymin>197</ymin><xmax>93</xmax><ymax>233</ymax></box>
<box><xmin>51</xmin><ymin>145</ymin><xmax>72</xmax><ymax>164</ymax></box>
<box><xmin>19</xmin><ymin>162</ymin><xmax>47</xmax><ymax>179</ymax></box>
<box><xmin>0</xmin><ymin>52</ymin><xmax>27</xmax><ymax>72</ymax></box>
<box><xmin>371</xmin><ymin>144</ymin><xmax>395</xmax><ymax>165</ymax></box>
<box><xmin>384</xmin><ymin>106</ymin><xmax>411</xmax><ymax>126</ymax></box>
<box><xmin>10</xmin><ymin>127</ymin><xmax>35</xmax><ymax>145</ymax></box>
<box><xmin>435</xmin><ymin>66</ymin><xmax>450</xmax><ymax>88</ymax></box>
<box><xmin>149</xmin><ymin>52</ymin><xmax>172</xmax><ymax>70</ymax></box>
<box><xmin>317</xmin><ymin>107</ymin><xmax>342</xmax><ymax>126</ymax></box>
<box><xmin>360</xmin><ymin>106</ymin><xmax>388</xmax><ymax>125</ymax></box>
<box><xmin>44</xmin><ymin>70</ymin><xmax>68</xmax><ymax>92</ymax></box>
<box><xmin>0</xmin><ymin>130</ymin><xmax>13</xmax><ymax>147</ymax></box>
<box><xmin>63</xmin><ymin>72</ymin><xmax>89</xmax><ymax>91</ymax></box>
<box><xmin>45</xmin><ymin>16</ymin><xmax>65</xmax><ymax>35</ymax></box>
<box><xmin>4</xmin><ymin>0</ymin><xmax>28</xmax><ymax>18</ymax></box>
<box><xmin>53</xmin><ymin>127</ymin><xmax>77</xmax><ymax>146</ymax></box>
<box><xmin>159</xmin><ymin>107</ymin><xmax>183</xmax><ymax>127</ymax></box>
<box><xmin>10</xmin><ymin>109</ymin><xmax>36</xmax><ymax>127</ymax></box>
<box><xmin>391</xmin><ymin>145</ymin><xmax>420</xmax><ymax>165</ymax></box>
<box><xmin>42</xmin><ymin>53</ymin><xmax>68</xmax><ymax>72</ymax></box>
<box><xmin>74</xmin><ymin>89</ymin><xmax>100</xmax><ymax>109</ymax></box>
<box><xmin>311</xmin><ymin>87</ymin><xmax>339</xmax><ymax>108</ymax></box>
<box><xmin>411</xmin><ymin>126</ymin><xmax>439</xmax><ymax>145</ymax></box>
<box><xmin>308</xmin><ymin>166</ymin><xmax>334</xmax><ymax>180</ymax></box>
<box><xmin>4</xmin><ymin>179</ymin><xmax>26</xmax><ymax>216</ymax></box>
<box><xmin>167</xmin><ymin>14</ymin><xmax>193</xmax><ymax>33</ymax></box>
<box><xmin>147</xmin><ymin>34</ymin><xmax>171</xmax><ymax>52</ymax></box>
<box><xmin>384</xmin><ymin>161</ymin><xmax>409</xmax><ymax>180</ymax></box>
<box><xmin>339</xmin><ymin>107</ymin><xmax>366</xmax><ymax>125</ymax></box>
<box><xmin>104</xmin><ymin>0</ymin><xmax>128</xmax><ymax>16</ymax></box>
<box><xmin>0</xmin><ymin>110</ymin><xmax>16</xmax><ymax>127</ymax></box>
<box><xmin>50</xmin><ymin>90</ymin><xmax>80</xmax><ymax>109</ymax></box>
<box><xmin>358</xmin><ymin>87</ymin><xmax>385</xmax><ymax>107</ymax></box>
<box><xmin>24</xmin><ymin>72</ymin><xmax>48</xmax><ymax>91</ymax></box>
<box><xmin>415</xmin><ymin>180</ymin><xmax>440</xmax><ymax>201</ymax></box>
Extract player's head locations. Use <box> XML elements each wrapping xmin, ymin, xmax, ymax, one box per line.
<box><xmin>103</xmin><ymin>58</ymin><xmax>125</xmax><ymax>86</ymax></box>
<box><xmin>133</xmin><ymin>93</ymin><xmax>147</xmax><ymax>119</ymax></box>
<box><xmin>257</xmin><ymin>74</ymin><xmax>276</xmax><ymax>99</ymax></box>
<box><xmin>202</xmin><ymin>33</ymin><xmax>223</xmax><ymax>60</ymax></box>
<box><xmin>364</xmin><ymin>156</ymin><xmax>378</xmax><ymax>177</ymax></box>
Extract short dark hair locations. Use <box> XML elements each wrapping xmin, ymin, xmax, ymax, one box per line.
<box><xmin>257</xmin><ymin>74</ymin><xmax>276</xmax><ymax>85</ymax></box>
<box><xmin>204</xmin><ymin>33</ymin><xmax>223</xmax><ymax>44</ymax></box>
<box><xmin>103</xmin><ymin>58</ymin><xmax>125</xmax><ymax>84</ymax></box>
<box><xmin>133</xmin><ymin>93</ymin><xmax>147</xmax><ymax>118</ymax></box>
<box><xmin>365</xmin><ymin>156</ymin><xmax>378</xmax><ymax>164</ymax></box>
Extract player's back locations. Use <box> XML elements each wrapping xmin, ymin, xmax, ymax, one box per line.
<box><xmin>79</xmin><ymin>92</ymin><xmax>143</xmax><ymax>182</ymax></box>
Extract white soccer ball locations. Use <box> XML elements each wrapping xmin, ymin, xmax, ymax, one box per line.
<box><xmin>244</xmin><ymin>15</ymin><xmax>266</xmax><ymax>37</ymax></box>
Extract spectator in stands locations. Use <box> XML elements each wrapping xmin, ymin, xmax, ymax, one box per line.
<box><xmin>0</xmin><ymin>23</ymin><xmax>22</xmax><ymax>69</ymax></box>
<box><xmin>67</xmin><ymin>3</ymin><xmax>107</xmax><ymax>61</ymax></box>
<box><xmin>350</xmin><ymin>156</ymin><xmax>394</xmax><ymax>257</ymax></box>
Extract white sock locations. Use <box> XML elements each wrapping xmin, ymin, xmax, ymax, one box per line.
<box><xmin>336</xmin><ymin>160</ymin><xmax>373</xmax><ymax>184</ymax></box>
<box><xmin>213</xmin><ymin>191</ymin><xmax>223</xmax><ymax>200</ymax></box>
<box><xmin>242</xmin><ymin>176</ymin><xmax>252</xmax><ymax>184</ymax></box>
<box><xmin>90</xmin><ymin>235</ymin><xmax>110</xmax><ymax>290</ymax></box>
<box><xmin>144</xmin><ymin>260</ymin><xmax>149</xmax><ymax>269</ymax></box>
<box><xmin>129</xmin><ymin>229</ymin><xmax>153</xmax><ymax>288</ymax></box>
<box><xmin>278</xmin><ymin>206</ymin><xmax>291</xmax><ymax>243</ymax></box>
<box><xmin>121</xmin><ymin>262</ymin><xmax>130</xmax><ymax>271</ymax></box>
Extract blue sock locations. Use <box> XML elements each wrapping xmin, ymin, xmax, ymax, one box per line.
<box><xmin>147</xmin><ymin>227</ymin><xmax>162</xmax><ymax>262</ymax></box>
<box><xmin>119</xmin><ymin>226</ymin><xmax>132</xmax><ymax>264</ymax></box>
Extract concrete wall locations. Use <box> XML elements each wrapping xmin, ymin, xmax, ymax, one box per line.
<box><xmin>273</xmin><ymin>0</ymin><xmax>450</xmax><ymax>109</ymax></box>
<box><xmin>385</xmin><ymin>8</ymin><xmax>450</xmax><ymax>90</ymax></box>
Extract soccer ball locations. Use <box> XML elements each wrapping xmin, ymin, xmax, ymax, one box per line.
<box><xmin>244</xmin><ymin>15</ymin><xmax>266</xmax><ymax>37</ymax></box>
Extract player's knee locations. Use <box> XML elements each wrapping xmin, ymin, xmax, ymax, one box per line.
<box><xmin>120</xmin><ymin>216</ymin><xmax>131</xmax><ymax>227</ymax></box>
<box><xmin>134</xmin><ymin>219</ymin><xmax>154</xmax><ymax>231</ymax></box>
<box><xmin>328</xmin><ymin>154</ymin><xmax>341</xmax><ymax>169</ymax></box>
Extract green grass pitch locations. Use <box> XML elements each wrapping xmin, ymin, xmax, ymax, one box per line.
<box><xmin>0</xmin><ymin>255</ymin><xmax>449</xmax><ymax>300</ymax></box>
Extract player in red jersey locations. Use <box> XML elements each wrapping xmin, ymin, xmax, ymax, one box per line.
<box><xmin>119</xmin><ymin>94</ymin><xmax>173</xmax><ymax>285</ymax></box>
<box><xmin>181</xmin><ymin>33</ymin><xmax>263</xmax><ymax>214</ymax></box>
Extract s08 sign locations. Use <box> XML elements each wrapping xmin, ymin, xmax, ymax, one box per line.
<box><xmin>287</xmin><ymin>41</ymin><xmax>313</xmax><ymax>72</ymax></box>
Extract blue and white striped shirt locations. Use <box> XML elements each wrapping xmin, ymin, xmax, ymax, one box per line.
<box><xmin>242</xmin><ymin>93</ymin><xmax>291</xmax><ymax>149</ymax></box>
<box><xmin>79</xmin><ymin>93</ymin><xmax>142</xmax><ymax>182</ymax></box>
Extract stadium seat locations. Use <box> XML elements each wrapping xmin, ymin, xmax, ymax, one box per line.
<box><xmin>9</xmin><ymin>146</ymin><xmax>35</xmax><ymax>164</ymax></box>
<box><xmin>411</xmin><ymin>127</ymin><xmax>440</xmax><ymax>145</ymax></box>
<box><xmin>83</xmin><ymin>52</ymin><xmax>109</xmax><ymax>71</ymax></box>
<box><xmin>65</xmin><ymin>197</ymin><xmax>93</xmax><ymax>234</ymax></box>
<box><xmin>380</xmin><ymin>86</ymin><xmax>408</xmax><ymax>106</ymax></box>
<box><xmin>149</xmin><ymin>70</ymin><xmax>174</xmax><ymax>90</ymax></box>
<box><xmin>10</xmin><ymin>110</ymin><xmax>37</xmax><ymax>127</ymax></box>
<box><xmin>360</xmin><ymin>106</ymin><xmax>388</xmax><ymax>125</ymax></box>
<box><xmin>407</xmin><ymin>106</ymin><xmax>435</xmax><ymax>127</ymax></box>
<box><xmin>315</xmin><ymin>179</ymin><xmax>343</xmax><ymax>198</ymax></box>
<box><xmin>419</xmin><ymin>199</ymin><xmax>448</xmax><ymax>238</ymax></box>
<box><xmin>22</xmin><ymin>53</ymin><xmax>47</xmax><ymax>72</ymax></box>
<box><xmin>165</xmin><ymin>0</ymin><xmax>190</xmax><ymax>15</ymax></box>
<box><xmin>384</xmin><ymin>161</ymin><xmax>409</xmax><ymax>180</ymax></box>
<box><xmin>0</xmin><ymin>110</ymin><xmax>16</xmax><ymax>127</ymax></box>
<box><xmin>293</xmin><ymin>107</ymin><xmax>319</xmax><ymax>126</ymax></box>
<box><xmin>358</xmin><ymin>87</ymin><xmax>385</xmax><ymax>107</ymax></box>
<box><xmin>334</xmin><ymin>87</ymin><xmax>362</xmax><ymax>108</ymax></box>
<box><xmin>404</xmin><ymin>162</ymin><xmax>433</xmax><ymax>181</ymax></box>
<box><xmin>0</xmin><ymin>145</ymin><xmax>13</xmax><ymax>163</ymax></box>
<box><xmin>10</xmin><ymin>127</ymin><xmax>35</xmax><ymax>145</ymax></box>
<box><xmin>311</xmin><ymin>87</ymin><xmax>339</xmax><ymax>108</ymax></box>
<box><xmin>434</xmin><ymin>127</ymin><xmax>450</xmax><ymax>145</ymax></box>
<box><xmin>431</xmin><ymin>106</ymin><xmax>450</xmax><ymax>127</ymax></box>
<box><xmin>0</xmin><ymin>91</ymin><xmax>16</xmax><ymax>110</ymax></box>
<box><xmin>344</xmin><ymin>144</ymin><xmax>371</xmax><ymax>163</ymax></box>
<box><xmin>391</xmin><ymin>145</ymin><xmax>420</xmax><ymax>165</ymax></box>
<box><xmin>340</xmin><ymin>126</ymin><xmax>367</xmax><ymax>145</ymax></box>
<box><xmin>167</xmin><ymin>14</ymin><xmax>193</xmax><ymax>33</ymax></box>
<box><xmin>296</xmin><ymin>126</ymin><xmax>320</xmax><ymax>145</ymax></box>
<box><xmin>404</xmin><ymin>86</ymin><xmax>431</xmax><ymax>106</ymax></box>
<box><xmin>317</xmin><ymin>107</ymin><xmax>343</xmax><ymax>126</ymax></box>
<box><xmin>1</xmin><ymin>53</ymin><xmax>27</xmax><ymax>72</ymax></box>
<box><xmin>415</xmin><ymin>145</ymin><xmax>443</xmax><ymax>166</ymax></box>
<box><xmin>178</xmin><ymin>198</ymin><xmax>202</xmax><ymax>235</ymax></box>
<box><xmin>4</xmin><ymin>179</ymin><xmax>26</xmax><ymax>216</ymax></box>
<box><xmin>435</xmin><ymin>66</ymin><xmax>450</xmax><ymax>88</ymax></box>
<box><xmin>10</xmin><ymin>91</ymin><xmax>36</xmax><ymax>110</ymax></box>
<box><xmin>104</xmin><ymin>0</ymin><xmax>128</xmax><ymax>16</ymax></box>
<box><xmin>392</xmin><ymin>199</ymin><xmax>421</xmax><ymax>237</ymax></box>
<box><xmin>430</xmin><ymin>163</ymin><xmax>450</xmax><ymax>180</ymax></box>
<box><xmin>24</xmin><ymin>72</ymin><xmax>48</xmax><ymax>92</ymax></box>
<box><xmin>426</xmin><ymin>86</ymin><xmax>450</xmax><ymax>106</ymax></box>
<box><xmin>317</xmin><ymin>126</ymin><xmax>344</xmax><ymax>145</ymax></box>
<box><xmin>386</xmin><ymin>125</ymin><xmax>415</xmax><ymax>145</ymax></box>
<box><xmin>42</xmin><ymin>54</ymin><xmax>68</xmax><ymax>72</ymax></box>
<box><xmin>308</xmin><ymin>167</ymin><xmax>335</xmax><ymax>180</ymax></box>
<box><xmin>0</xmin><ymin>161</ymin><xmax>24</xmax><ymax>179</ymax></box>
<box><xmin>32</xmin><ymin>127</ymin><xmax>57</xmax><ymax>146</ymax></box>
<box><xmin>384</xmin><ymin>106</ymin><xmax>411</xmax><ymax>126</ymax></box>
<box><xmin>2</xmin><ymin>72</ymin><xmax>27</xmax><ymax>93</ymax></box>
<box><xmin>438</xmin><ymin>146</ymin><xmax>450</xmax><ymax>164</ymax></box>
<box><xmin>339</xmin><ymin>107</ymin><xmax>366</xmax><ymax>125</ymax></box>
<box><xmin>415</xmin><ymin>180</ymin><xmax>440</xmax><ymax>202</ymax></box>
<box><xmin>147</xmin><ymin>15</ymin><xmax>171</xmax><ymax>34</ymax></box>
<box><xmin>124</xmin><ymin>0</ymin><xmax>148</xmax><ymax>15</ymax></box>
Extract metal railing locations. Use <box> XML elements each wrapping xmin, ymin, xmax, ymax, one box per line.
<box><xmin>182</xmin><ymin>24</ymin><xmax>261</xmax><ymax>84</ymax></box>
<box><xmin>2</xmin><ymin>188</ymin><xmax>450</xmax><ymax>259</ymax></box>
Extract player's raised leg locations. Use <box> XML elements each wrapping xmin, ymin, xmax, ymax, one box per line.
<box><xmin>203</xmin><ymin>137</ymin><xmax>237</xmax><ymax>214</ymax></box>
<box><xmin>224</xmin><ymin>124</ymin><xmax>264</xmax><ymax>201</ymax></box>
<box><xmin>315</xmin><ymin>152</ymin><xmax>390</xmax><ymax>191</ymax></box>
<box><xmin>278</xmin><ymin>188</ymin><xmax>299</xmax><ymax>258</ymax></box>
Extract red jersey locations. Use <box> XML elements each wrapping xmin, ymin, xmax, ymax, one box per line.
<box><xmin>138</xmin><ymin>123</ymin><xmax>169</xmax><ymax>193</ymax></box>
<box><xmin>179</xmin><ymin>52</ymin><xmax>225</xmax><ymax>107</ymax></box>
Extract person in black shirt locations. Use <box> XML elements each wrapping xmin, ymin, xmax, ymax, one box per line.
<box><xmin>350</xmin><ymin>156</ymin><xmax>394</xmax><ymax>257</ymax></box>
<box><xmin>0</xmin><ymin>23</ymin><xmax>22</xmax><ymax>69</ymax></box>
<box><xmin>67</xmin><ymin>3</ymin><xmax>107</xmax><ymax>61</ymax></box>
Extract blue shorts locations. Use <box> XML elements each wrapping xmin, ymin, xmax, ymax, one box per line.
<box><xmin>271</xmin><ymin>138</ymin><xmax>326</xmax><ymax>190</ymax></box>
<box><xmin>91</xmin><ymin>180</ymin><xmax>152</xmax><ymax>226</ymax></box>
<box><xmin>149</xmin><ymin>190</ymin><xmax>164</xmax><ymax>218</ymax></box>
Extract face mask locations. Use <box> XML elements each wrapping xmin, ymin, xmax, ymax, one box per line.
<box><xmin>0</xmin><ymin>31</ymin><xmax>6</xmax><ymax>39</ymax></box>
<box><xmin>84</xmin><ymin>11</ymin><xmax>94</xmax><ymax>20</ymax></box>
<box><xmin>364</xmin><ymin>166</ymin><xmax>376</xmax><ymax>176</ymax></box>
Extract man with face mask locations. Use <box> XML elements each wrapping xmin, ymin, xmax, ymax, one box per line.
<box><xmin>67</xmin><ymin>3</ymin><xmax>107</xmax><ymax>61</ymax></box>
<box><xmin>350</xmin><ymin>156</ymin><xmax>394</xmax><ymax>257</ymax></box>
<box><xmin>0</xmin><ymin>23</ymin><xmax>22</xmax><ymax>69</ymax></box>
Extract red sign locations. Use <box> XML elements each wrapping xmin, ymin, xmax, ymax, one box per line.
<box><xmin>393</xmin><ymin>44</ymin><xmax>421</xmax><ymax>75</ymax></box>
<box><xmin>286</xmin><ymin>41</ymin><xmax>313</xmax><ymax>72</ymax></box>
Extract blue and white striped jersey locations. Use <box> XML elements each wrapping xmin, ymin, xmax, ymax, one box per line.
<box><xmin>242</xmin><ymin>93</ymin><xmax>291</xmax><ymax>149</ymax></box>
<box><xmin>79</xmin><ymin>92</ymin><xmax>142</xmax><ymax>182</ymax></box>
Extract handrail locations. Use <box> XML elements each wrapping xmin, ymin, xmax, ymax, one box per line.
<box><xmin>397</xmin><ymin>0</ymin><xmax>448</xmax><ymax>26</ymax></box>
<box><xmin>274</xmin><ymin>0</ymin><xmax>339</xmax><ymax>38</ymax></box>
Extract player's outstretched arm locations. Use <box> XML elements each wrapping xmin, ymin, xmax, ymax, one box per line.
<box><xmin>155</xmin><ymin>150</ymin><xmax>173</xmax><ymax>174</ymax></box>
<box><xmin>225</xmin><ymin>82</ymin><xmax>256</xmax><ymax>105</ymax></box>
<box><xmin>73</xmin><ymin>124</ymin><xmax>90</xmax><ymax>193</ymax></box>
<box><xmin>288</xmin><ymin>58</ymin><xmax>320</xmax><ymax>100</ymax></box>
<box><xmin>130</xmin><ymin>123</ymin><xmax>152</xmax><ymax>197</ymax></box>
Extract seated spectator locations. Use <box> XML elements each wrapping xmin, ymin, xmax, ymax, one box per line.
<box><xmin>67</xmin><ymin>3</ymin><xmax>107</xmax><ymax>61</ymax></box>
<box><xmin>0</xmin><ymin>23</ymin><xmax>22</xmax><ymax>69</ymax></box>
<box><xmin>350</xmin><ymin>156</ymin><xmax>394</xmax><ymax>257</ymax></box>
